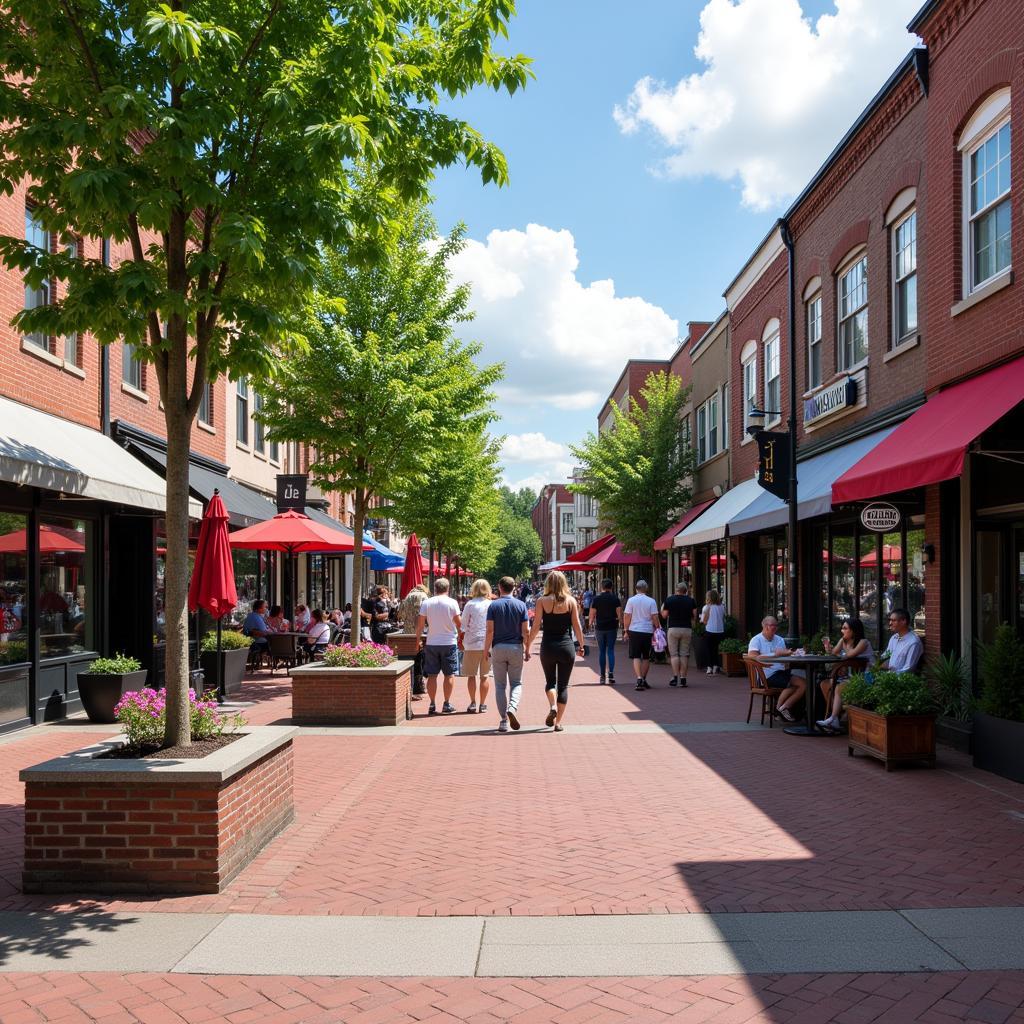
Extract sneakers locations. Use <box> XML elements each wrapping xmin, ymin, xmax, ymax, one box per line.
<box><xmin>428</xmin><ymin>703</ymin><xmax>438</xmax><ymax>715</ymax></box>
<box><xmin>641</xmin><ymin>679</ymin><xmax>650</xmax><ymax>690</ymax></box>
<box><xmin>635</xmin><ymin>679</ymin><xmax>644</xmax><ymax>691</ymax></box>
<box><xmin>546</xmin><ymin>707</ymin><xmax>557</xmax><ymax>727</ymax></box>
<box><xmin>478</xmin><ymin>704</ymin><xmax>488</xmax><ymax>713</ymax></box>
<box><xmin>607</xmin><ymin>675</ymin><xmax>616</xmax><ymax>685</ymax></box>
<box><xmin>669</xmin><ymin>676</ymin><xmax>678</xmax><ymax>687</ymax></box>
<box><xmin>442</xmin><ymin>702</ymin><xmax>456</xmax><ymax>714</ymax></box>
<box><xmin>467</xmin><ymin>702</ymin><xmax>477</xmax><ymax>714</ymax></box>
<box><xmin>498</xmin><ymin>720</ymin><xmax>510</xmax><ymax>733</ymax></box>
<box><xmin>705</xmin><ymin>667</ymin><xmax>713</xmax><ymax>675</ymax></box>
<box><xmin>778</xmin><ymin>706</ymin><xmax>795</xmax><ymax>723</ymax></box>
<box><xmin>679</xmin><ymin>677</ymin><xmax>688</xmax><ymax>688</ymax></box>
<box><xmin>599</xmin><ymin>674</ymin><xmax>606</xmax><ymax>685</ymax></box>
<box><xmin>507</xmin><ymin>708</ymin><xmax>520</xmax><ymax>731</ymax></box>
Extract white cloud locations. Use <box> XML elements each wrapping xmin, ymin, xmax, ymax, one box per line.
<box><xmin>501</xmin><ymin>432</ymin><xmax>567</xmax><ymax>464</ymax></box>
<box><xmin>504</xmin><ymin>463</ymin><xmax>575</xmax><ymax>497</ymax></box>
<box><xmin>613</xmin><ymin>0</ymin><xmax>921</xmax><ymax>211</ymax></box>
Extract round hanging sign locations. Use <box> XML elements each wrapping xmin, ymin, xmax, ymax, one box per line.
<box><xmin>860</xmin><ymin>502</ymin><xmax>901</xmax><ymax>532</ymax></box>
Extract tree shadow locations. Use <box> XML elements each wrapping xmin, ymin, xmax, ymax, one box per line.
<box><xmin>0</xmin><ymin>905</ymin><xmax>137</xmax><ymax>965</ymax></box>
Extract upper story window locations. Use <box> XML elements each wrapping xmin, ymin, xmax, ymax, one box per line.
<box><xmin>696</xmin><ymin>393</ymin><xmax>720</xmax><ymax>464</ymax></box>
<box><xmin>236</xmin><ymin>377</ymin><xmax>249</xmax><ymax>445</ymax></box>
<box><xmin>892</xmin><ymin>210</ymin><xmax>918</xmax><ymax>345</ymax></box>
<box><xmin>269</xmin><ymin>436</ymin><xmax>280</xmax><ymax>463</ymax></box>
<box><xmin>561</xmin><ymin>511</ymin><xmax>574</xmax><ymax>535</ymax></box>
<box><xmin>961</xmin><ymin>90</ymin><xmax>1011</xmax><ymax>293</ymax></box>
<box><xmin>122</xmin><ymin>342</ymin><xmax>143</xmax><ymax>390</ymax></box>
<box><xmin>741</xmin><ymin>340</ymin><xmax>757</xmax><ymax>435</ymax></box>
<box><xmin>721</xmin><ymin>382</ymin><xmax>729</xmax><ymax>451</ymax></box>
<box><xmin>838</xmin><ymin>253</ymin><xmax>868</xmax><ymax>370</ymax></box>
<box><xmin>198</xmin><ymin>378</ymin><xmax>214</xmax><ymax>426</ymax></box>
<box><xmin>804</xmin><ymin>281</ymin><xmax>822</xmax><ymax>389</ymax></box>
<box><xmin>61</xmin><ymin>236</ymin><xmax>81</xmax><ymax>366</ymax></box>
<box><xmin>253</xmin><ymin>391</ymin><xmax>265</xmax><ymax>454</ymax></box>
<box><xmin>23</xmin><ymin>207</ymin><xmax>51</xmax><ymax>353</ymax></box>
<box><xmin>763</xmin><ymin>321</ymin><xmax>781</xmax><ymax>423</ymax></box>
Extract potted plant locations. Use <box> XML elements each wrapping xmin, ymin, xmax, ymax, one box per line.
<box><xmin>973</xmin><ymin>624</ymin><xmax>1024</xmax><ymax>783</ymax></box>
<box><xmin>718</xmin><ymin>638</ymin><xmax>747</xmax><ymax>676</ymax></box>
<box><xmin>199</xmin><ymin>629</ymin><xmax>252</xmax><ymax>698</ymax></box>
<box><xmin>76</xmin><ymin>654</ymin><xmax>148</xmax><ymax>724</ymax></box>
<box><xmin>723</xmin><ymin>614</ymin><xmax>739</xmax><ymax>639</ymax></box>
<box><xmin>926</xmin><ymin>651</ymin><xmax>974</xmax><ymax>753</ymax></box>
<box><xmin>843</xmin><ymin>670</ymin><xmax>937</xmax><ymax>770</ymax></box>
<box><xmin>691</xmin><ymin>620</ymin><xmax>710</xmax><ymax>670</ymax></box>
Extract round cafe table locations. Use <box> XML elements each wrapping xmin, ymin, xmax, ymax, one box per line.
<box><xmin>749</xmin><ymin>653</ymin><xmax>848</xmax><ymax>737</ymax></box>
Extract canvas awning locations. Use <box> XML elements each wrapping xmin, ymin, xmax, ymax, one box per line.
<box><xmin>674</xmin><ymin>477</ymin><xmax>765</xmax><ymax>547</ymax></box>
<box><xmin>653</xmin><ymin>500</ymin><xmax>716</xmax><ymax>550</ymax></box>
<box><xmin>0</xmin><ymin>396</ymin><xmax>186</xmax><ymax>513</ymax></box>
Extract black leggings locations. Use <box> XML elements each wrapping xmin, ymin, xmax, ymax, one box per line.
<box><xmin>540</xmin><ymin>643</ymin><xmax>575</xmax><ymax>704</ymax></box>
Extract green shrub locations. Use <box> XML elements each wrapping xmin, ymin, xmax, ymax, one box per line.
<box><xmin>88</xmin><ymin>653</ymin><xmax>142</xmax><ymax>674</ymax></box>
<box><xmin>322</xmin><ymin>642</ymin><xmax>395</xmax><ymax>668</ymax></box>
<box><xmin>0</xmin><ymin>640</ymin><xmax>28</xmax><ymax>665</ymax></box>
<box><xmin>200</xmin><ymin>630</ymin><xmax>252</xmax><ymax>653</ymax></box>
<box><xmin>978</xmin><ymin>624</ymin><xmax>1024</xmax><ymax>722</ymax></box>
<box><xmin>718</xmin><ymin>638</ymin><xmax>746</xmax><ymax>655</ymax></box>
<box><xmin>692</xmin><ymin>621</ymin><xmax>706</xmax><ymax>637</ymax></box>
<box><xmin>843</xmin><ymin>670</ymin><xmax>936</xmax><ymax>717</ymax></box>
<box><xmin>723</xmin><ymin>614</ymin><xmax>739</xmax><ymax>639</ymax></box>
<box><xmin>926</xmin><ymin>651</ymin><xmax>974</xmax><ymax>722</ymax></box>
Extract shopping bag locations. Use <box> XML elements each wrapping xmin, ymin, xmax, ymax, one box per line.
<box><xmin>652</xmin><ymin>627</ymin><xmax>667</xmax><ymax>653</ymax></box>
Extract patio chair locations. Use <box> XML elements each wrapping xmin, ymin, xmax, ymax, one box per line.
<box><xmin>247</xmin><ymin>639</ymin><xmax>269</xmax><ymax>673</ymax></box>
<box><xmin>267</xmin><ymin>633</ymin><xmax>300</xmax><ymax>676</ymax></box>
<box><xmin>743</xmin><ymin>655</ymin><xmax>785</xmax><ymax>728</ymax></box>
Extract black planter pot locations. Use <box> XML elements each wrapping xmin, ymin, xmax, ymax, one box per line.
<box><xmin>973</xmin><ymin>712</ymin><xmax>1024</xmax><ymax>783</ymax></box>
<box><xmin>692</xmin><ymin>635</ymin><xmax>711</xmax><ymax>670</ymax></box>
<box><xmin>199</xmin><ymin>648</ymin><xmax>249</xmax><ymax>697</ymax></box>
<box><xmin>936</xmin><ymin>715</ymin><xmax>973</xmax><ymax>754</ymax></box>
<box><xmin>78</xmin><ymin>669</ymin><xmax>149</xmax><ymax>724</ymax></box>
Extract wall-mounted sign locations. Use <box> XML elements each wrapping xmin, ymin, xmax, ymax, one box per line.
<box><xmin>755</xmin><ymin>430</ymin><xmax>790</xmax><ymax>501</ymax></box>
<box><xmin>276</xmin><ymin>474</ymin><xmax>307</xmax><ymax>513</ymax></box>
<box><xmin>860</xmin><ymin>502</ymin><xmax>901</xmax><ymax>532</ymax></box>
<box><xmin>804</xmin><ymin>377</ymin><xmax>857</xmax><ymax>426</ymax></box>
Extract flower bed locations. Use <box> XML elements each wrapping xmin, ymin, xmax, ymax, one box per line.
<box><xmin>322</xmin><ymin>641</ymin><xmax>396</xmax><ymax>668</ymax></box>
<box><xmin>291</xmin><ymin>653</ymin><xmax>412</xmax><ymax>726</ymax></box>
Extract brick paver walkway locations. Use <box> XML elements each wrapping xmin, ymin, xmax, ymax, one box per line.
<box><xmin>1</xmin><ymin>645</ymin><xmax>1024</xmax><ymax>1021</ymax></box>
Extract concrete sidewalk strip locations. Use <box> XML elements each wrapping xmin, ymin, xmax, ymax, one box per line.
<box><xmin>170</xmin><ymin>915</ymin><xmax>484</xmax><ymax>977</ymax></box>
<box><xmin>901</xmin><ymin>907</ymin><xmax>1024</xmax><ymax>969</ymax></box>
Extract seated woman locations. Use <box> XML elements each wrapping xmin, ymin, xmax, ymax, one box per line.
<box><xmin>304</xmin><ymin>608</ymin><xmax>332</xmax><ymax>656</ymax></box>
<box><xmin>293</xmin><ymin>604</ymin><xmax>311</xmax><ymax>632</ymax></box>
<box><xmin>816</xmin><ymin>617</ymin><xmax>874</xmax><ymax>733</ymax></box>
<box><xmin>266</xmin><ymin>605</ymin><xmax>290</xmax><ymax>632</ymax></box>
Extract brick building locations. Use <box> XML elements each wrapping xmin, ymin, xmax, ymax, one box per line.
<box><xmin>532</xmin><ymin>484</ymin><xmax>574</xmax><ymax>567</ymax></box>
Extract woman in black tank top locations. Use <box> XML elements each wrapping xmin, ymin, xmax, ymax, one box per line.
<box><xmin>526</xmin><ymin>571</ymin><xmax>586</xmax><ymax>730</ymax></box>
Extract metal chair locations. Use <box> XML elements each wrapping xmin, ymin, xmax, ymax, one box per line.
<box><xmin>267</xmin><ymin>633</ymin><xmax>300</xmax><ymax>675</ymax></box>
<box><xmin>743</xmin><ymin>655</ymin><xmax>785</xmax><ymax>728</ymax></box>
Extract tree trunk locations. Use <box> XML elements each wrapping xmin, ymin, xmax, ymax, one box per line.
<box><xmin>162</xmin><ymin>385</ymin><xmax>193</xmax><ymax>747</ymax></box>
<box><xmin>428</xmin><ymin>539</ymin><xmax>435</xmax><ymax>588</ymax></box>
<box><xmin>350</xmin><ymin>491</ymin><xmax>365</xmax><ymax>646</ymax></box>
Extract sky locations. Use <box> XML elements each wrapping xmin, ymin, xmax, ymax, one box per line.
<box><xmin>429</xmin><ymin>0</ymin><xmax>924</xmax><ymax>495</ymax></box>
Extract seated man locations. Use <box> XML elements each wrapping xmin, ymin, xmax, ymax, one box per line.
<box><xmin>242</xmin><ymin>599</ymin><xmax>271</xmax><ymax>654</ymax></box>
<box><xmin>746</xmin><ymin>615</ymin><xmax>806</xmax><ymax>723</ymax></box>
<box><xmin>880</xmin><ymin>608</ymin><xmax>923</xmax><ymax>672</ymax></box>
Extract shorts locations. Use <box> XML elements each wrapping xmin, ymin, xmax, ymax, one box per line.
<box><xmin>766</xmin><ymin>668</ymin><xmax>805</xmax><ymax>687</ymax></box>
<box><xmin>628</xmin><ymin>632</ymin><xmax>654</xmax><ymax>660</ymax></box>
<box><xmin>666</xmin><ymin>627</ymin><xmax>692</xmax><ymax>659</ymax></box>
<box><xmin>461</xmin><ymin>649</ymin><xmax>491</xmax><ymax>677</ymax></box>
<box><xmin>422</xmin><ymin>644</ymin><xmax>459</xmax><ymax>678</ymax></box>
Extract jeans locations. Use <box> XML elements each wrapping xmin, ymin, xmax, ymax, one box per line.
<box><xmin>595</xmin><ymin>628</ymin><xmax>617</xmax><ymax>676</ymax></box>
<box><xmin>491</xmin><ymin>645</ymin><xmax>524</xmax><ymax>721</ymax></box>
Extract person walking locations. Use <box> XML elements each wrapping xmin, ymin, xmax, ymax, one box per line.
<box><xmin>482</xmin><ymin>576</ymin><xmax>530</xmax><ymax>732</ymax></box>
<box><xmin>661</xmin><ymin>582</ymin><xmax>697</xmax><ymax>687</ymax></box>
<box><xmin>527</xmin><ymin>570</ymin><xmax>585</xmax><ymax>732</ymax></box>
<box><xmin>623</xmin><ymin>579</ymin><xmax>660</xmax><ymax>690</ymax></box>
<box><xmin>581</xmin><ymin>585</ymin><xmax>594</xmax><ymax>628</ymax></box>
<box><xmin>415</xmin><ymin>578</ymin><xmax>462</xmax><ymax>715</ymax></box>
<box><xmin>460</xmin><ymin>578</ymin><xmax>492</xmax><ymax>713</ymax></box>
<box><xmin>701</xmin><ymin>590</ymin><xmax>726</xmax><ymax>675</ymax></box>
<box><xmin>588</xmin><ymin>577</ymin><xmax>622</xmax><ymax>684</ymax></box>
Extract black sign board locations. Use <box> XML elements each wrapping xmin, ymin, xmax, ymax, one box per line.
<box><xmin>756</xmin><ymin>431</ymin><xmax>791</xmax><ymax>501</ymax></box>
<box><xmin>276</xmin><ymin>474</ymin><xmax>307</xmax><ymax>513</ymax></box>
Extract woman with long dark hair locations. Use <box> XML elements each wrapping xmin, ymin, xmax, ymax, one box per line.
<box><xmin>817</xmin><ymin>617</ymin><xmax>875</xmax><ymax>733</ymax></box>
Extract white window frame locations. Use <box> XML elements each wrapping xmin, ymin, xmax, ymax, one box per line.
<box><xmin>198</xmin><ymin>378</ymin><xmax>213</xmax><ymax>426</ymax></box>
<box><xmin>23</xmin><ymin>207</ymin><xmax>51</xmax><ymax>353</ymax></box>
<box><xmin>62</xmin><ymin>236</ymin><xmax>80</xmax><ymax>366</ymax></box>
<box><xmin>122</xmin><ymin>342</ymin><xmax>143</xmax><ymax>390</ymax></box>
<box><xmin>696</xmin><ymin>403</ymin><xmax>707</xmax><ymax>464</ymax></box>
<box><xmin>721</xmin><ymin>382</ymin><xmax>729</xmax><ymax>451</ymax></box>
<box><xmin>892</xmin><ymin>209</ymin><xmax>918</xmax><ymax>347</ymax></box>
<box><xmin>253</xmin><ymin>391</ymin><xmax>265</xmax><ymax>454</ymax></box>
<box><xmin>707</xmin><ymin>392</ymin><xmax>719</xmax><ymax>459</ymax></box>
<box><xmin>236</xmin><ymin>377</ymin><xmax>249</xmax><ymax>446</ymax></box>
<box><xmin>741</xmin><ymin>341</ymin><xmax>758</xmax><ymax>438</ymax></box>
<box><xmin>962</xmin><ymin>97</ymin><xmax>1011</xmax><ymax>293</ymax></box>
<box><xmin>806</xmin><ymin>292</ymin><xmax>822</xmax><ymax>388</ymax></box>
<box><xmin>696</xmin><ymin>394</ymin><xmax>720</xmax><ymax>464</ymax></box>
<box><xmin>762</xmin><ymin>322</ymin><xmax>781</xmax><ymax>426</ymax></box>
<box><xmin>837</xmin><ymin>251</ymin><xmax>868</xmax><ymax>371</ymax></box>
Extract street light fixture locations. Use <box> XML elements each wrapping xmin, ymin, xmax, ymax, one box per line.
<box><xmin>745</xmin><ymin>407</ymin><xmax>781</xmax><ymax>437</ymax></box>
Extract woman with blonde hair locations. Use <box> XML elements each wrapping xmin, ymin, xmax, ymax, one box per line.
<box><xmin>527</xmin><ymin>570</ymin><xmax>586</xmax><ymax>731</ymax></box>
<box><xmin>701</xmin><ymin>589</ymin><xmax>726</xmax><ymax>675</ymax></box>
<box><xmin>460</xmin><ymin>578</ymin><xmax>493</xmax><ymax>713</ymax></box>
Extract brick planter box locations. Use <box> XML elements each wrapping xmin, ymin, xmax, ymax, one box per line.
<box><xmin>290</xmin><ymin>662</ymin><xmax>412</xmax><ymax>726</ymax></box>
<box><xmin>20</xmin><ymin>726</ymin><xmax>296</xmax><ymax>895</ymax></box>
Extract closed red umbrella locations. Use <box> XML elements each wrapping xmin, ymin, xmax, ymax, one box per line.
<box><xmin>188</xmin><ymin>490</ymin><xmax>238</xmax><ymax>699</ymax></box>
<box><xmin>400</xmin><ymin>533</ymin><xmax>424</xmax><ymax>598</ymax></box>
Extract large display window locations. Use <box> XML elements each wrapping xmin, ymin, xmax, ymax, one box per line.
<box><xmin>39</xmin><ymin>516</ymin><xmax>93</xmax><ymax>658</ymax></box>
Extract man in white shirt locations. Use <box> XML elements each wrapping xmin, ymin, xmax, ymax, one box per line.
<box><xmin>416</xmin><ymin>578</ymin><xmax>463</xmax><ymax>715</ymax></box>
<box><xmin>623</xmin><ymin>579</ymin><xmax>661</xmax><ymax>691</ymax></box>
<box><xmin>747</xmin><ymin>616</ymin><xmax>806</xmax><ymax>723</ymax></box>
<box><xmin>881</xmin><ymin>609</ymin><xmax>924</xmax><ymax>672</ymax></box>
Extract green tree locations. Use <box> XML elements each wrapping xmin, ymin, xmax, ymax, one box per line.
<box><xmin>569</xmin><ymin>371</ymin><xmax>694</xmax><ymax>557</ymax></box>
<box><xmin>492</xmin><ymin>507</ymin><xmax>542</xmax><ymax>581</ymax></box>
<box><xmin>0</xmin><ymin>2</ymin><xmax>529</xmax><ymax>743</ymax></box>
<box><xmin>260</xmin><ymin>204</ymin><xmax>502</xmax><ymax>643</ymax></box>
<box><xmin>499</xmin><ymin>485</ymin><xmax>539</xmax><ymax>520</ymax></box>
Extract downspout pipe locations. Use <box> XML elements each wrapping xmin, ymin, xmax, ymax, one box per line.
<box><xmin>778</xmin><ymin>217</ymin><xmax>799</xmax><ymax>642</ymax></box>
<box><xmin>100</xmin><ymin>238</ymin><xmax>111</xmax><ymax>436</ymax></box>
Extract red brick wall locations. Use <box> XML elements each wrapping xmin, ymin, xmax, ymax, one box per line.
<box><xmin>22</xmin><ymin>741</ymin><xmax>294</xmax><ymax>894</ymax></box>
<box><xmin>291</xmin><ymin>664</ymin><xmax>411</xmax><ymax>726</ymax></box>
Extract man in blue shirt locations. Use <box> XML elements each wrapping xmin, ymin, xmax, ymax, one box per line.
<box><xmin>482</xmin><ymin>576</ymin><xmax>530</xmax><ymax>732</ymax></box>
<box><xmin>881</xmin><ymin>608</ymin><xmax>924</xmax><ymax>672</ymax></box>
<box><xmin>242</xmin><ymin>599</ymin><xmax>271</xmax><ymax>654</ymax></box>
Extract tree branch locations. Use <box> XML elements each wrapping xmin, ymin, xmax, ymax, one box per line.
<box><xmin>237</xmin><ymin>0</ymin><xmax>283</xmax><ymax>75</ymax></box>
<box><xmin>58</xmin><ymin>0</ymin><xmax>104</xmax><ymax>96</ymax></box>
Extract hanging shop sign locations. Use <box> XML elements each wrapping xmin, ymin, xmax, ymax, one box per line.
<box><xmin>276</xmin><ymin>474</ymin><xmax>307</xmax><ymax>513</ymax></box>
<box><xmin>756</xmin><ymin>430</ymin><xmax>790</xmax><ymax>501</ymax></box>
<box><xmin>860</xmin><ymin>502</ymin><xmax>901</xmax><ymax>532</ymax></box>
<box><xmin>803</xmin><ymin>377</ymin><xmax>857</xmax><ymax>427</ymax></box>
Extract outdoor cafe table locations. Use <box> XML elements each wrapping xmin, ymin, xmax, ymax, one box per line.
<box><xmin>749</xmin><ymin>653</ymin><xmax>848</xmax><ymax>737</ymax></box>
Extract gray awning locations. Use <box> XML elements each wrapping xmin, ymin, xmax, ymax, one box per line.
<box><xmin>126</xmin><ymin>441</ymin><xmax>275</xmax><ymax>527</ymax></box>
<box><xmin>0</xmin><ymin>395</ymin><xmax>174</xmax><ymax>512</ymax></box>
<box><xmin>304</xmin><ymin>505</ymin><xmax>352</xmax><ymax>535</ymax></box>
<box><xmin>674</xmin><ymin>477</ymin><xmax>765</xmax><ymax>547</ymax></box>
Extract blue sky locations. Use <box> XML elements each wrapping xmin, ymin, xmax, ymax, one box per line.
<box><xmin>430</xmin><ymin>0</ymin><xmax>922</xmax><ymax>493</ymax></box>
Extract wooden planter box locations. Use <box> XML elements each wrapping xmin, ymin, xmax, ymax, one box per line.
<box><xmin>973</xmin><ymin>712</ymin><xmax>1024</xmax><ymax>784</ymax></box>
<box><xmin>21</xmin><ymin>726</ymin><xmax>297</xmax><ymax>894</ymax></box>
<box><xmin>77</xmin><ymin>669</ymin><xmax>148</xmax><ymax>724</ymax></box>
<box><xmin>290</xmin><ymin>661</ymin><xmax>412</xmax><ymax>726</ymax></box>
<box><xmin>720</xmin><ymin>652</ymin><xmax>747</xmax><ymax>677</ymax></box>
<box><xmin>847</xmin><ymin>706</ymin><xmax>936</xmax><ymax>771</ymax></box>
<box><xmin>386</xmin><ymin>632</ymin><xmax>422</xmax><ymax>659</ymax></box>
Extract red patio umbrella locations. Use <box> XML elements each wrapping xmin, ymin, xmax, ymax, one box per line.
<box><xmin>188</xmin><ymin>490</ymin><xmax>238</xmax><ymax>699</ymax></box>
<box><xmin>0</xmin><ymin>522</ymin><xmax>85</xmax><ymax>554</ymax></box>
<box><xmin>400</xmin><ymin>533</ymin><xmax>424</xmax><ymax>598</ymax></box>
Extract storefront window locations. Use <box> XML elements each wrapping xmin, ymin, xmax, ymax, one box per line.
<box><xmin>0</xmin><ymin>512</ymin><xmax>29</xmax><ymax>665</ymax></box>
<box><xmin>905</xmin><ymin>520</ymin><xmax>926</xmax><ymax>636</ymax></box>
<box><xmin>831</xmin><ymin>529</ymin><xmax>856</xmax><ymax>636</ymax></box>
<box><xmin>39</xmin><ymin>516</ymin><xmax>93</xmax><ymax>657</ymax></box>
<box><xmin>233</xmin><ymin>549</ymin><xmax>259</xmax><ymax>623</ymax></box>
<box><xmin>309</xmin><ymin>555</ymin><xmax>324</xmax><ymax>610</ymax></box>
<box><xmin>858</xmin><ymin>533</ymin><xmax>879</xmax><ymax>650</ymax></box>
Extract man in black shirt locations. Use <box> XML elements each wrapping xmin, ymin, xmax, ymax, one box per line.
<box><xmin>661</xmin><ymin>582</ymin><xmax>697</xmax><ymax>687</ymax></box>
<box><xmin>588</xmin><ymin>578</ymin><xmax>622</xmax><ymax>684</ymax></box>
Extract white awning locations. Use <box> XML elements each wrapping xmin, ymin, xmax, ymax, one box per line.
<box><xmin>674</xmin><ymin>477</ymin><xmax>765</xmax><ymax>547</ymax></box>
<box><xmin>0</xmin><ymin>396</ymin><xmax>186</xmax><ymax>513</ymax></box>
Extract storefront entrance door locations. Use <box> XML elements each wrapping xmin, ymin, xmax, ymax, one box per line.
<box><xmin>975</xmin><ymin>522</ymin><xmax>1024</xmax><ymax>648</ymax></box>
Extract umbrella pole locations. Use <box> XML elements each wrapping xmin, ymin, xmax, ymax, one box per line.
<box><xmin>216</xmin><ymin>615</ymin><xmax>224</xmax><ymax>704</ymax></box>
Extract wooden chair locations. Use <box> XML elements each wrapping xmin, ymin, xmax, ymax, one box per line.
<box><xmin>743</xmin><ymin>655</ymin><xmax>785</xmax><ymax>728</ymax></box>
<box><xmin>821</xmin><ymin>655</ymin><xmax>868</xmax><ymax>724</ymax></box>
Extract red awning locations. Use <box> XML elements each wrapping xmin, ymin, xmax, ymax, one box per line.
<box><xmin>588</xmin><ymin>541</ymin><xmax>653</xmax><ymax>567</ymax></box>
<box><xmin>832</xmin><ymin>356</ymin><xmax>1024</xmax><ymax>504</ymax></box>
<box><xmin>653</xmin><ymin>500</ymin><xmax>716</xmax><ymax>551</ymax></box>
<box><xmin>563</xmin><ymin>534</ymin><xmax>615</xmax><ymax>564</ymax></box>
